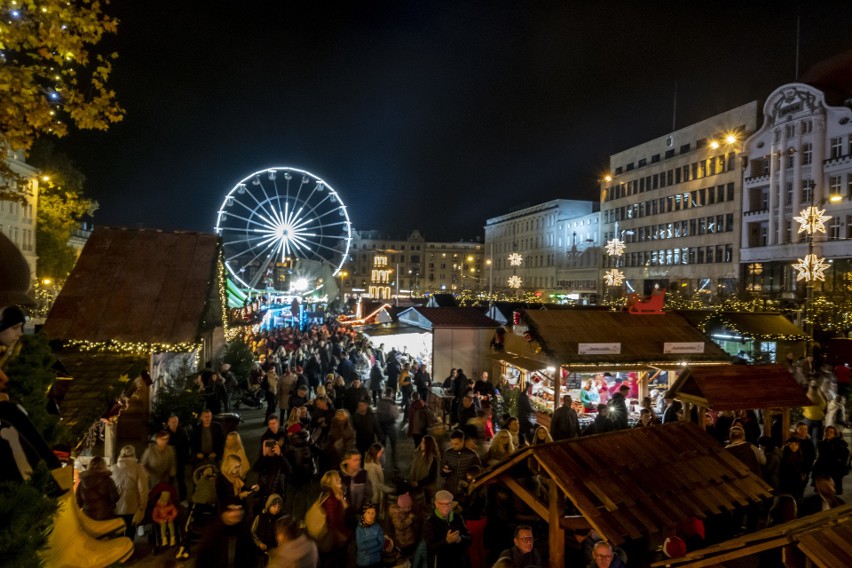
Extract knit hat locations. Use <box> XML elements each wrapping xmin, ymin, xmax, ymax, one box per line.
<box><xmin>435</xmin><ymin>490</ymin><xmax>453</xmax><ymax>504</ymax></box>
<box><xmin>0</xmin><ymin>305</ymin><xmax>25</xmax><ymax>332</ymax></box>
<box><xmin>397</xmin><ymin>493</ymin><xmax>413</xmax><ymax>510</ymax></box>
<box><xmin>663</xmin><ymin>536</ymin><xmax>687</xmax><ymax>558</ymax></box>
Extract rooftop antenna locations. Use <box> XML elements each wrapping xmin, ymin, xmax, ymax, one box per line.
<box><xmin>795</xmin><ymin>13</ymin><xmax>801</xmax><ymax>81</ymax></box>
<box><xmin>671</xmin><ymin>80</ymin><xmax>678</xmax><ymax>132</ymax></box>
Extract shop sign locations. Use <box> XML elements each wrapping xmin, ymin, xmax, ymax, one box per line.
<box><xmin>578</xmin><ymin>343</ymin><xmax>621</xmax><ymax>355</ymax></box>
<box><xmin>663</xmin><ymin>342</ymin><xmax>705</xmax><ymax>354</ymax></box>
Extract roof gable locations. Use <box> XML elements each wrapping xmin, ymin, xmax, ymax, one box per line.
<box><xmin>43</xmin><ymin>227</ymin><xmax>222</xmax><ymax>345</ymax></box>
<box><xmin>399</xmin><ymin>307</ymin><xmax>498</xmax><ymax>329</ymax></box>
<box><xmin>669</xmin><ymin>364</ymin><xmax>810</xmax><ymax>410</ymax></box>
<box><xmin>473</xmin><ymin>422</ymin><xmax>772</xmax><ymax>546</ymax></box>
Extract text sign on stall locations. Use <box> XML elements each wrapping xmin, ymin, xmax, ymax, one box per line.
<box><xmin>663</xmin><ymin>342</ymin><xmax>705</xmax><ymax>354</ymax></box>
<box><xmin>578</xmin><ymin>343</ymin><xmax>621</xmax><ymax>355</ymax></box>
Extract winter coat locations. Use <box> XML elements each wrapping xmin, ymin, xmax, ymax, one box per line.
<box><xmin>341</xmin><ymin>465</ymin><xmax>373</xmax><ymax>526</ymax></box>
<box><xmin>195</xmin><ymin>517</ymin><xmax>256</xmax><ymax>568</ymax></box>
<box><xmin>268</xmin><ymin>533</ymin><xmax>319</xmax><ymax>568</ymax></box>
<box><xmin>388</xmin><ymin>504</ymin><xmax>416</xmax><ymax>549</ymax></box>
<box><xmin>277</xmin><ymin>373</ymin><xmax>295</xmax><ymax>410</ymax></box>
<box><xmin>111</xmin><ymin>457</ymin><xmax>149</xmax><ymax>516</ymax></box>
<box><xmin>285</xmin><ymin>429</ymin><xmax>317</xmax><ymax>484</ymax></box>
<box><xmin>550</xmin><ymin>405</ymin><xmax>580</xmax><ymax>440</ymax></box>
<box><xmin>422</xmin><ymin>509</ymin><xmax>471</xmax><ymax>568</ymax></box>
<box><xmin>190</xmin><ymin>422</ymin><xmax>225</xmax><ymax>460</ymax></box>
<box><xmin>409</xmin><ymin>399</ymin><xmax>429</xmax><ymax>437</ymax></box>
<box><xmin>251</xmin><ymin>495</ymin><xmax>283</xmax><ymax>551</ymax></box>
<box><xmin>76</xmin><ymin>468</ymin><xmax>119</xmax><ymax>520</ymax></box>
<box><xmin>140</xmin><ymin>444</ymin><xmax>177</xmax><ymax>487</ymax></box>
<box><xmin>377</xmin><ymin>396</ymin><xmax>400</xmax><ymax>427</ymax></box>
<box><xmin>253</xmin><ymin>454</ymin><xmax>292</xmax><ymax>502</ymax></box>
<box><xmin>153</xmin><ymin>502</ymin><xmax>178</xmax><ymax>524</ymax></box>
<box><xmin>441</xmin><ymin>446</ymin><xmax>481</xmax><ymax>496</ymax></box>
<box><xmin>356</xmin><ymin>522</ymin><xmax>385</xmax><ymax>567</ymax></box>
<box><xmin>352</xmin><ymin>408</ymin><xmax>380</xmax><ymax>454</ymax></box>
<box><xmin>369</xmin><ymin>365</ymin><xmax>385</xmax><ymax>392</ymax></box>
<box><xmin>364</xmin><ymin>461</ymin><xmax>394</xmax><ymax>505</ymax></box>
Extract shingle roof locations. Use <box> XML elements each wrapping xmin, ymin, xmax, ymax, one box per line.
<box><xmin>678</xmin><ymin>310</ymin><xmax>808</xmax><ymax>340</ymax></box>
<box><xmin>517</xmin><ymin>309</ymin><xmax>730</xmax><ymax>367</ymax></box>
<box><xmin>472</xmin><ymin>422</ymin><xmax>773</xmax><ymax>546</ymax></box>
<box><xmin>668</xmin><ymin>364</ymin><xmax>810</xmax><ymax>411</ymax></box>
<box><xmin>43</xmin><ymin>227</ymin><xmax>222</xmax><ymax>344</ymax></box>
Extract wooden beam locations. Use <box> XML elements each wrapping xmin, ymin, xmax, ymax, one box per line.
<box><xmin>653</xmin><ymin>536</ymin><xmax>789</xmax><ymax>567</ymax></box>
<box><xmin>763</xmin><ymin>408</ymin><xmax>772</xmax><ymax>440</ymax></box>
<box><xmin>560</xmin><ymin>516</ymin><xmax>593</xmax><ymax>531</ymax></box>
<box><xmin>549</xmin><ymin>477</ymin><xmax>565</xmax><ymax>568</ymax></box>
<box><xmin>504</xmin><ymin>477</ymin><xmax>548</xmax><ymax>520</ymax></box>
<box><xmin>782</xmin><ymin>408</ymin><xmax>791</xmax><ymax>439</ymax></box>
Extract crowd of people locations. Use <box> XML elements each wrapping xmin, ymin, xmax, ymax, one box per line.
<box><xmin>69</xmin><ymin>314</ymin><xmax>852</xmax><ymax>568</ymax></box>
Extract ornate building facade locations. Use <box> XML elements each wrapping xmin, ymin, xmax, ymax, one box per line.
<box><xmin>740</xmin><ymin>83</ymin><xmax>852</xmax><ymax>302</ymax></box>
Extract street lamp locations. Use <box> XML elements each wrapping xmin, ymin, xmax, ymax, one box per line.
<box><xmin>793</xmin><ymin>192</ymin><xmax>842</xmax><ymax>349</ymax></box>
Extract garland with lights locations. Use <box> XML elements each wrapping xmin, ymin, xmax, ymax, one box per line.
<box><xmin>63</xmin><ymin>338</ymin><xmax>202</xmax><ymax>355</ymax></box>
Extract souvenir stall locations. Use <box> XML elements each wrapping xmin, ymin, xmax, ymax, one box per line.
<box><xmin>489</xmin><ymin>309</ymin><xmax>732</xmax><ymax>428</ymax></box>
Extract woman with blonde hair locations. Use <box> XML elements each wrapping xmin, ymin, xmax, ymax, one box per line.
<box><xmin>215</xmin><ymin>454</ymin><xmax>258</xmax><ymax>510</ymax></box>
<box><xmin>485</xmin><ymin>429</ymin><xmax>516</xmax><ymax>467</ymax></box>
<box><xmin>220</xmin><ymin>431</ymin><xmax>251</xmax><ymax>477</ymax></box>
<box><xmin>532</xmin><ymin>425</ymin><xmax>553</xmax><ymax>444</ymax></box>
<box><xmin>317</xmin><ymin>470</ymin><xmax>350</xmax><ymax>566</ymax></box>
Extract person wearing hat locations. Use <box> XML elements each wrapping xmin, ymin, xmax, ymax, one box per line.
<box><xmin>111</xmin><ymin>445</ymin><xmax>149</xmax><ymax>539</ymax></box>
<box><xmin>195</xmin><ymin>496</ymin><xmax>256</xmax><ymax>567</ymax></box>
<box><xmin>0</xmin><ymin>305</ymin><xmax>25</xmax><ymax>354</ymax></box>
<box><xmin>422</xmin><ymin>489</ymin><xmax>470</xmax><ymax>568</ymax></box>
<box><xmin>387</xmin><ymin>493</ymin><xmax>416</xmax><ymax>556</ymax></box>
<box><xmin>251</xmin><ymin>493</ymin><xmax>283</xmax><ymax>553</ymax></box>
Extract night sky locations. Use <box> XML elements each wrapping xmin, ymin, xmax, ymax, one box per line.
<box><xmin>56</xmin><ymin>1</ymin><xmax>852</xmax><ymax>242</ymax></box>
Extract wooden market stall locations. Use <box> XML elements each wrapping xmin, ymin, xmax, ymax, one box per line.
<box><xmin>489</xmin><ymin>309</ymin><xmax>732</xmax><ymax>417</ymax></box>
<box><xmin>653</xmin><ymin>502</ymin><xmax>852</xmax><ymax>568</ymax></box>
<box><xmin>667</xmin><ymin>364</ymin><xmax>811</xmax><ymax>441</ymax></box>
<box><xmin>470</xmin><ymin>422</ymin><xmax>773</xmax><ymax>568</ymax></box>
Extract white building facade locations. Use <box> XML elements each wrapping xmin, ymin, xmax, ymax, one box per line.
<box><xmin>1</xmin><ymin>150</ymin><xmax>39</xmax><ymax>277</ymax></box>
<box><xmin>483</xmin><ymin>199</ymin><xmax>597</xmax><ymax>299</ymax></box>
<box><xmin>740</xmin><ymin>83</ymin><xmax>852</xmax><ymax>302</ymax></box>
<box><xmin>601</xmin><ymin>102</ymin><xmax>759</xmax><ymax>299</ymax></box>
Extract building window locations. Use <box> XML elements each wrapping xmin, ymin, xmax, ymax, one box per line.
<box><xmin>830</xmin><ymin>175</ymin><xmax>842</xmax><ymax>196</ymax></box>
<box><xmin>802</xmin><ymin>181</ymin><xmax>814</xmax><ymax>203</ymax></box>
<box><xmin>829</xmin><ymin>217</ymin><xmax>841</xmax><ymax>240</ymax></box>
<box><xmin>831</xmin><ymin>137</ymin><xmax>843</xmax><ymax>158</ymax></box>
<box><xmin>785</xmin><ymin>182</ymin><xmax>793</xmax><ymax>206</ymax></box>
<box><xmin>802</xmin><ymin>142</ymin><xmax>812</xmax><ymax>165</ymax></box>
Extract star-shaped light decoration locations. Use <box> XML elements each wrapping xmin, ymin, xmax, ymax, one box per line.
<box><xmin>794</xmin><ymin>206</ymin><xmax>831</xmax><ymax>235</ymax></box>
<box><xmin>605</xmin><ymin>238</ymin><xmax>626</xmax><ymax>257</ymax></box>
<box><xmin>603</xmin><ymin>269</ymin><xmax>625</xmax><ymax>286</ymax></box>
<box><xmin>793</xmin><ymin>254</ymin><xmax>830</xmax><ymax>282</ymax></box>
<box><xmin>507</xmin><ymin>252</ymin><xmax>524</xmax><ymax>267</ymax></box>
<box><xmin>507</xmin><ymin>275</ymin><xmax>523</xmax><ymax>288</ymax></box>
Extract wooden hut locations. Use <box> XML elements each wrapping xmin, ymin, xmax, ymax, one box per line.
<box><xmin>653</xmin><ymin>502</ymin><xmax>852</xmax><ymax>567</ymax></box>
<box><xmin>470</xmin><ymin>422</ymin><xmax>773</xmax><ymax>568</ymax></box>
<box><xmin>667</xmin><ymin>364</ymin><xmax>810</xmax><ymax>440</ymax></box>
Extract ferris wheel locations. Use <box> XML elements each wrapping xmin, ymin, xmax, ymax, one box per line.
<box><xmin>214</xmin><ymin>167</ymin><xmax>353</xmax><ymax>293</ymax></box>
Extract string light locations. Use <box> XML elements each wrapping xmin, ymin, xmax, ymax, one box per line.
<box><xmin>794</xmin><ymin>206</ymin><xmax>830</xmax><ymax>235</ymax></box>
<box><xmin>603</xmin><ymin>269</ymin><xmax>625</xmax><ymax>286</ymax></box>
<box><xmin>65</xmin><ymin>339</ymin><xmax>202</xmax><ymax>355</ymax></box>
<box><xmin>605</xmin><ymin>238</ymin><xmax>625</xmax><ymax>257</ymax></box>
<box><xmin>507</xmin><ymin>275</ymin><xmax>523</xmax><ymax>289</ymax></box>
<box><xmin>508</xmin><ymin>253</ymin><xmax>524</xmax><ymax>267</ymax></box>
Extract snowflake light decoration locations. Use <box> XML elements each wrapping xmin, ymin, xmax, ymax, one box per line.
<box><xmin>605</xmin><ymin>238</ymin><xmax>626</xmax><ymax>257</ymax></box>
<box><xmin>507</xmin><ymin>253</ymin><xmax>524</xmax><ymax>267</ymax></box>
<box><xmin>794</xmin><ymin>206</ymin><xmax>830</xmax><ymax>235</ymax></box>
<box><xmin>507</xmin><ymin>275</ymin><xmax>523</xmax><ymax>288</ymax></box>
<box><xmin>603</xmin><ymin>269</ymin><xmax>625</xmax><ymax>286</ymax></box>
<box><xmin>793</xmin><ymin>254</ymin><xmax>830</xmax><ymax>282</ymax></box>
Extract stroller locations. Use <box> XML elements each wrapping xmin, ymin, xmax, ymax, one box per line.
<box><xmin>146</xmin><ymin>482</ymin><xmax>181</xmax><ymax>552</ymax></box>
<box><xmin>174</xmin><ymin>462</ymin><xmax>219</xmax><ymax>560</ymax></box>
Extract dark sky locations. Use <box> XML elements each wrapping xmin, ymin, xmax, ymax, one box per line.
<box><xmin>57</xmin><ymin>1</ymin><xmax>852</xmax><ymax>241</ymax></box>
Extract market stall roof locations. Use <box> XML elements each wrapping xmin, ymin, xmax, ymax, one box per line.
<box><xmin>43</xmin><ymin>226</ymin><xmax>222</xmax><ymax>345</ymax></box>
<box><xmin>51</xmin><ymin>351</ymin><xmax>147</xmax><ymax>431</ymax></box>
<box><xmin>485</xmin><ymin>351</ymin><xmax>550</xmax><ymax>371</ymax></box>
<box><xmin>425</xmin><ymin>293</ymin><xmax>457</xmax><ymax>307</ymax></box>
<box><xmin>471</xmin><ymin>422</ymin><xmax>772</xmax><ymax>546</ymax></box>
<box><xmin>653</xmin><ymin>502</ymin><xmax>852</xmax><ymax>568</ymax></box>
<box><xmin>668</xmin><ymin>364</ymin><xmax>810</xmax><ymax>411</ymax></box>
<box><xmin>510</xmin><ymin>309</ymin><xmax>730</xmax><ymax>369</ymax></box>
<box><xmin>397</xmin><ymin>306</ymin><xmax>498</xmax><ymax>331</ymax></box>
<box><xmin>677</xmin><ymin>310</ymin><xmax>808</xmax><ymax>340</ymax></box>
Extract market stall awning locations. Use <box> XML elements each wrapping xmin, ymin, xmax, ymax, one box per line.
<box><xmin>506</xmin><ymin>310</ymin><xmax>731</xmax><ymax>369</ymax></box>
<box><xmin>471</xmin><ymin>422</ymin><xmax>772</xmax><ymax>546</ymax></box>
<box><xmin>668</xmin><ymin>364</ymin><xmax>810</xmax><ymax>411</ymax></box>
<box><xmin>677</xmin><ymin>310</ymin><xmax>808</xmax><ymax>340</ymax></box>
<box><xmin>653</xmin><ymin>502</ymin><xmax>852</xmax><ymax>567</ymax></box>
<box><xmin>486</xmin><ymin>351</ymin><xmax>550</xmax><ymax>372</ymax></box>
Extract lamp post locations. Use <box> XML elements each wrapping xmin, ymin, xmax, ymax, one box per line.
<box><xmin>793</xmin><ymin>193</ymin><xmax>841</xmax><ymax>352</ymax></box>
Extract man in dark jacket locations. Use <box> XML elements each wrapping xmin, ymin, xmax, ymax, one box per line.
<box><xmin>190</xmin><ymin>410</ymin><xmax>225</xmax><ymax>464</ymax></box>
<box><xmin>550</xmin><ymin>395</ymin><xmax>580</xmax><ymax>440</ymax></box>
<box><xmin>422</xmin><ymin>490</ymin><xmax>471</xmax><ymax>568</ymax></box>
<box><xmin>343</xmin><ymin>377</ymin><xmax>370</xmax><ymax>415</ymax></box>
<box><xmin>195</xmin><ymin>498</ymin><xmax>256</xmax><ymax>567</ymax></box>
<box><xmin>166</xmin><ymin>414</ymin><xmax>191</xmax><ymax>501</ymax></box>
<box><xmin>441</xmin><ymin>430</ymin><xmax>481</xmax><ymax>496</ymax></box>
<box><xmin>352</xmin><ymin>398</ymin><xmax>380</xmax><ymax>455</ymax></box>
<box><xmin>498</xmin><ymin>525</ymin><xmax>542</xmax><ymax>568</ymax></box>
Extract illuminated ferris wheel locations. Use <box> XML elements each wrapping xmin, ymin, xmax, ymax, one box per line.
<box><xmin>214</xmin><ymin>167</ymin><xmax>353</xmax><ymax>294</ymax></box>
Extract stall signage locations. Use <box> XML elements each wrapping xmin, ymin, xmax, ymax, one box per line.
<box><xmin>578</xmin><ymin>343</ymin><xmax>621</xmax><ymax>355</ymax></box>
<box><xmin>663</xmin><ymin>342</ymin><xmax>705</xmax><ymax>354</ymax></box>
